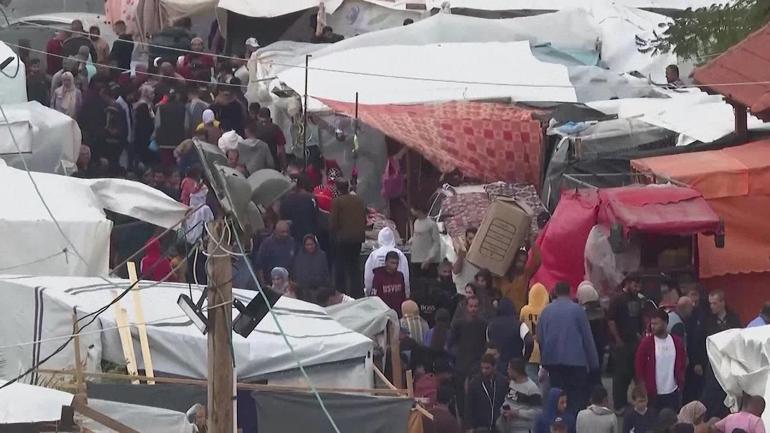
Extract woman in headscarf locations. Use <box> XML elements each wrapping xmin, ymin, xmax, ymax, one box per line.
<box><xmin>292</xmin><ymin>235</ymin><xmax>330</xmax><ymax>291</ymax></box>
<box><xmin>133</xmin><ymin>84</ymin><xmax>156</xmax><ymax>164</ymax></box>
<box><xmin>195</xmin><ymin>109</ymin><xmax>223</xmax><ymax>144</ymax></box>
<box><xmin>51</xmin><ymin>71</ymin><xmax>82</xmax><ymax>119</ymax></box>
<box><xmin>678</xmin><ymin>401</ymin><xmax>709</xmax><ymax>433</ymax></box>
<box><xmin>270</xmin><ymin>267</ymin><xmax>290</xmax><ymax>294</ymax></box>
<box><xmin>534</xmin><ymin>388</ymin><xmax>576</xmax><ymax>433</ymax></box>
<box><xmin>140</xmin><ymin>237</ymin><xmax>175</xmax><ymax>282</ymax></box>
<box><xmin>400</xmin><ymin>300</ymin><xmax>429</xmax><ymax>346</ymax></box>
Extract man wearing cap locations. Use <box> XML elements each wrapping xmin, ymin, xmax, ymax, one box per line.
<box><xmin>235</xmin><ymin>38</ymin><xmax>259</xmax><ymax>85</ymax></box>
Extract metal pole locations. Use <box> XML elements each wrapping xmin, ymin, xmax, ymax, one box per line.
<box><xmin>302</xmin><ymin>54</ymin><xmax>311</xmax><ymax>171</ymax></box>
<box><xmin>354</xmin><ymin>92</ymin><xmax>359</xmax><ymax>135</ymax></box>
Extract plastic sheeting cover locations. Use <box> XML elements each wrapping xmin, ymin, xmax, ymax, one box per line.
<box><xmin>0</xmin><ymin>101</ymin><xmax>82</xmax><ymax>175</ymax></box>
<box><xmin>278</xmin><ymin>41</ymin><xmax>577</xmax><ymax>106</ymax></box>
<box><xmin>707</xmin><ymin>326</ymin><xmax>770</xmax><ymax>429</ymax></box>
<box><xmin>0</xmin><ymin>380</ymin><xmax>73</xmax><ymax>424</ymax></box>
<box><xmin>83</xmin><ymin>399</ymin><xmax>194</xmax><ymax>433</ymax></box>
<box><xmin>0</xmin><ymin>276</ymin><xmax>373</xmax><ymax>382</ymax></box>
<box><xmin>0</xmin><ymin>41</ymin><xmax>27</xmax><ymax>105</ymax></box>
<box><xmin>325</xmin><ymin>297</ymin><xmax>398</xmax><ymax>341</ymax></box>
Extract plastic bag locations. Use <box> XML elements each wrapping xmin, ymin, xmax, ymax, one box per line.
<box><xmin>381</xmin><ymin>157</ymin><xmax>405</xmax><ymax>199</ymax></box>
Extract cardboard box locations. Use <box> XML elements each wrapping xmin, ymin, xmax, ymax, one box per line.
<box><xmin>466</xmin><ymin>198</ymin><xmax>532</xmax><ymax>277</ymax></box>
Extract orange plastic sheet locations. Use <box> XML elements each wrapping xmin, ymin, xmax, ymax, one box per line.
<box><xmin>632</xmin><ymin>139</ymin><xmax>770</xmax><ymax>277</ymax></box>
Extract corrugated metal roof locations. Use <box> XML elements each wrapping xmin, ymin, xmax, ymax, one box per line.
<box><xmin>693</xmin><ymin>23</ymin><xmax>770</xmax><ymax>121</ymax></box>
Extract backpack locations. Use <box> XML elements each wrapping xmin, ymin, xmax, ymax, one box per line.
<box><xmin>381</xmin><ymin>157</ymin><xmax>405</xmax><ymax>199</ymax></box>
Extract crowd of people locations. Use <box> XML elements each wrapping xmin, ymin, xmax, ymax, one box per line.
<box><xmin>14</xmin><ymin>15</ymin><xmax>769</xmax><ymax>433</ymax></box>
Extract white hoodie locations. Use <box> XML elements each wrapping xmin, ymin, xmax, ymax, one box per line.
<box><xmin>363</xmin><ymin>227</ymin><xmax>410</xmax><ymax>297</ymax></box>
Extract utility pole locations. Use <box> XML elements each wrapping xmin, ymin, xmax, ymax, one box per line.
<box><xmin>302</xmin><ymin>54</ymin><xmax>311</xmax><ymax>171</ymax></box>
<box><xmin>206</xmin><ymin>220</ymin><xmax>234</xmax><ymax>433</ymax></box>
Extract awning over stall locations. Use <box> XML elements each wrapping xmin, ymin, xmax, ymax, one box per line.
<box><xmin>597</xmin><ymin>185</ymin><xmax>721</xmax><ymax>235</ymax></box>
<box><xmin>324</xmin><ymin>100</ymin><xmax>543</xmax><ymax>184</ymax></box>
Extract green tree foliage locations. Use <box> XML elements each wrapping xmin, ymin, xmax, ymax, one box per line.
<box><xmin>638</xmin><ymin>0</ymin><xmax>770</xmax><ymax>61</ymax></box>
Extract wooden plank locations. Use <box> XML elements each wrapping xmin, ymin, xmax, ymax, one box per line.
<box><xmin>72</xmin><ymin>399</ymin><xmax>141</xmax><ymax>433</ymax></box>
<box><xmin>38</xmin><ymin>369</ymin><xmax>408</xmax><ymax>396</ymax></box>
<box><xmin>374</xmin><ymin>364</ymin><xmax>397</xmax><ymax>391</ymax></box>
<box><xmin>72</xmin><ymin>311</ymin><xmax>85</xmax><ymax>395</ymax></box>
<box><xmin>112</xmin><ymin>289</ymin><xmax>139</xmax><ymax>384</ymax></box>
<box><xmin>406</xmin><ymin>370</ymin><xmax>414</xmax><ymax>398</ymax></box>
<box><xmin>389</xmin><ymin>320</ymin><xmax>403</xmax><ymax>389</ymax></box>
<box><xmin>127</xmin><ymin>262</ymin><xmax>155</xmax><ymax>384</ymax></box>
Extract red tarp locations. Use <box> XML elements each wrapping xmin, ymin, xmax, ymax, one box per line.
<box><xmin>531</xmin><ymin>185</ymin><xmax>720</xmax><ymax>293</ymax></box>
<box><xmin>597</xmin><ymin>185</ymin><xmax>721</xmax><ymax>236</ymax></box>
<box><xmin>321</xmin><ymin>100</ymin><xmax>543</xmax><ymax>185</ymax></box>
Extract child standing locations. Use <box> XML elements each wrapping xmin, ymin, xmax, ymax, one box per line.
<box><xmin>371</xmin><ymin>251</ymin><xmax>407</xmax><ymax>317</ymax></box>
<box><xmin>624</xmin><ymin>386</ymin><xmax>657</xmax><ymax>433</ymax></box>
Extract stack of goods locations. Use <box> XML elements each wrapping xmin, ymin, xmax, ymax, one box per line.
<box><xmin>441</xmin><ymin>192</ymin><xmax>491</xmax><ymax>239</ymax></box>
<box><xmin>483</xmin><ymin>182</ymin><xmax>548</xmax><ymax>236</ymax></box>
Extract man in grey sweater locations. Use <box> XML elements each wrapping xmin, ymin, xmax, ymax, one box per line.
<box><xmin>496</xmin><ymin>358</ymin><xmax>542</xmax><ymax>433</ymax></box>
<box><xmin>576</xmin><ymin>386</ymin><xmax>617</xmax><ymax>433</ymax></box>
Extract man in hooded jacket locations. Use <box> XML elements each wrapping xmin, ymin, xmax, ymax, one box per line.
<box><xmin>364</xmin><ymin>227</ymin><xmax>410</xmax><ymax>298</ymax></box>
<box><xmin>520</xmin><ymin>283</ymin><xmax>550</xmax><ymax>382</ymax></box>
<box><xmin>488</xmin><ymin>298</ymin><xmax>534</xmax><ymax>376</ymax></box>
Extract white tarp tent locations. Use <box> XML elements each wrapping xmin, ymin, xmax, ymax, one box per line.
<box><xmin>0</xmin><ymin>101</ymin><xmax>82</xmax><ymax>175</ymax></box>
<box><xmin>708</xmin><ymin>326</ymin><xmax>770</xmax><ymax>429</ymax></box>
<box><xmin>588</xmin><ymin>90</ymin><xmax>770</xmax><ymax>144</ymax></box>
<box><xmin>0</xmin><ymin>161</ymin><xmax>187</xmax><ymax>277</ymax></box>
<box><xmin>0</xmin><ymin>276</ymin><xmax>374</xmax><ymax>387</ymax></box>
<box><xmin>0</xmin><ymin>380</ymin><xmax>73</xmax><ymax>424</ymax></box>
<box><xmin>276</xmin><ymin>41</ymin><xmax>577</xmax><ymax>108</ymax></box>
<box><xmin>0</xmin><ymin>41</ymin><xmax>26</xmax><ymax>105</ymax></box>
<box><xmin>0</xmin><ymin>380</ymin><xmax>194</xmax><ymax>432</ymax></box>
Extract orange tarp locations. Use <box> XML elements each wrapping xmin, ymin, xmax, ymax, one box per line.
<box><xmin>632</xmin><ymin>140</ymin><xmax>770</xmax><ymax>278</ymax></box>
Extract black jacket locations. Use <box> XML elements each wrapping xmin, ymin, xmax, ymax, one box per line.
<box><xmin>465</xmin><ymin>373</ymin><xmax>509</xmax><ymax>429</ymax></box>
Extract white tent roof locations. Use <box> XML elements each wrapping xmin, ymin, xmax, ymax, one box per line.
<box><xmin>277</xmin><ymin>41</ymin><xmax>577</xmax><ymax>107</ymax></box>
<box><xmin>0</xmin><ymin>380</ymin><xmax>73</xmax><ymax>424</ymax></box>
<box><xmin>0</xmin><ymin>276</ymin><xmax>373</xmax><ymax>383</ymax></box>
<box><xmin>0</xmin><ymin>42</ymin><xmax>26</xmax><ymax>105</ymax></box>
<box><xmin>0</xmin><ymin>101</ymin><xmax>82</xmax><ymax>175</ymax></box>
<box><xmin>708</xmin><ymin>326</ymin><xmax>770</xmax><ymax>429</ymax></box>
<box><xmin>0</xmin><ymin>162</ymin><xmax>187</xmax><ymax>276</ymax></box>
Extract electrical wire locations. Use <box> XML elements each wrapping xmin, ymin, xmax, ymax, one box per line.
<box><xmin>7</xmin><ymin>35</ymin><xmax>770</xmax><ymax>91</ymax></box>
<box><xmin>0</xmin><ymin>41</ymin><xmax>274</xmax><ymax>89</ymax></box>
<box><xmin>229</xmin><ymin>219</ymin><xmax>343</xmax><ymax>433</ymax></box>
<box><xmin>0</xmin><ymin>248</ymin><xmax>68</xmax><ymax>272</ymax></box>
<box><xmin>0</xmin><ymin>242</ymin><xmax>199</xmax><ymax>391</ymax></box>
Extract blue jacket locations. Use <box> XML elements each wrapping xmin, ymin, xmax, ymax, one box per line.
<box><xmin>487</xmin><ymin>298</ymin><xmax>526</xmax><ymax>375</ymax></box>
<box><xmin>534</xmin><ymin>388</ymin><xmax>576</xmax><ymax>433</ymax></box>
<box><xmin>537</xmin><ymin>297</ymin><xmax>599</xmax><ymax>369</ymax></box>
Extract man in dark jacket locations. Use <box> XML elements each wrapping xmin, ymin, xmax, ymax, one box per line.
<box><xmin>279</xmin><ymin>174</ymin><xmax>318</xmax><ymax>243</ymax></box>
<box><xmin>466</xmin><ymin>353</ymin><xmax>509</xmax><ymax>432</ymax></box>
<box><xmin>700</xmin><ymin>289</ymin><xmax>740</xmax><ymax>419</ymax></box>
<box><xmin>329</xmin><ymin>178</ymin><xmax>366</xmax><ymax>297</ymax></box>
<box><xmin>110</xmin><ymin>20</ymin><xmax>134</xmax><ymax>70</ymax></box>
<box><xmin>488</xmin><ymin>298</ymin><xmax>534</xmax><ymax>376</ymax></box>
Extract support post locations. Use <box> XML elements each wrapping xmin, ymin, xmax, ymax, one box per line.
<box><xmin>127</xmin><ymin>262</ymin><xmax>154</xmax><ymax>384</ymax></box>
<box><xmin>388</xmin><ymin>320</ymin><xmax>403</xmax><ymax>389</ymax></box>
<box><xmin>206</xmin><ymin>220</ymin><xmax>234</xmax><ymax>433</ymax></box>
<box><xmin>72</xmin><ymin>311</ymin><xmax>86</xmax><ymax>396</ymax></box>
<box><xmin>302</xmin><ymin>54</ymin><xmax>312</xmax><ymax>171</ymax></box>
<box><xmin>733</xmin><ymin>103</ymin><xmax>748</xmax><ymax>143</ymax></box>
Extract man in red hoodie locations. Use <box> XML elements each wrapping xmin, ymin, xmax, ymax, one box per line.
<box><xmin>635</xmin><ymin>308</ymin><xmax>686</xmax><ymax>412</ymax></box>
<box><xmin>371</xmin><ymin>251</ymin><xmax>407</xmax><ymax>316</ymax></box>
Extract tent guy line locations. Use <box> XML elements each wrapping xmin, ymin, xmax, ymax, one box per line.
<box><xmin>8</xmin><ymin>40</ymin><xmax>770</xmax><ymax>91</ymax></box>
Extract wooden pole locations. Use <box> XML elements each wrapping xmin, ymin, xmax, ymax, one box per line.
<box><xmin>388</xmin><ymin>320</ymin><xmax>403</xmax><ymax>389</ymax></box>
<box><xmin>112</xmin><ymin>290</ymin><xmax>139</xmax><ymax>384</ymax></box>
<box><xmin>127</xmin><ymin>262</ymin><xmax>155</xmax><ymax>384</ymax></box>
<box><xmin>406</xmin><ymin>370</ymin><xmax>414</xmax><ymax>398</ymax></box>
<box><xmin>38</xmin><ymin>369</ymin><xmax>407</xmax><ymax>396</ymax></box>
<box><xmin>206</xmin><ymin>220</ymin><xmax>234</xmax><ymax>433</ymax></box>
<box><xmin>72</xmin><ymin>311</ymin><xmax>86</xmax><ymax>396</ymax></box>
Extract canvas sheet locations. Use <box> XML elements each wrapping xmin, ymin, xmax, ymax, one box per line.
<box><xmin>0</xmin><ymin>276</ymin><xmax>373</xmax><ymax>385</ymax></box>
<box><xmin>0</xmin><ymin>42</ymin><xmax>27</xmax><ymax>105</ymax></box>
<box><xmin>0</xmin><ymin>101</ymin><xmax>82</xmax><ymax>175</ymax></box>
<box><xmin>0</xmin><ymin>162</ymin><xmax>187</xmax><ymax>276</ymax></box>
<box><xmin>0</xmin><ymin>380</ymin><xmax>73</xmax><ymax>424</ymax></box>
<box><xmin>707</xmin><ymin>326</ymin><xmax>770</xmax><ymax>429</ymax></box>
<box><xmin>277</xmin><ymin>41</ymin><xmax>577</xmax><ymax>107</ymax></box>
<box><xmin>322</xmin><ymin>100</ymin><xmax>544</xmax><ymax>184</ymax></box>
<box><xmin>82</xmin><ymin>399</ymin><xmax>194</xmax><ymax>433</ymax></box>
<box><xmin>253</xmin><ymin>390</ymin><xmax>413</xmax><ymax>433</ymax></box>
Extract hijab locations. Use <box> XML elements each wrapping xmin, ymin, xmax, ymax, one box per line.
<box><xmin>202</xmin><ymin>108</ymin><xmax>215</xmax><ymax>124</ymax></box>
<box><xmin>140</xmin><ymin>238</ymin><xmax>174</xmax><ymax>282</ymax></box>
<box><xmin>534</xmin><ymin>388</ymin><xmax>575</xmax><ymax>433</ymax></box>
<box><xmin>54</xmin><ymin>71</ymin><xmax>79</xmax><ymax>117</ymax></box>
<box><xmin>271</xmin><ymin>267</ymin><xmax>290</xmax><ymax>294</ymax></box>
<box><xmin>135</xmin><ymin>84</ymin><xmax>155</xmax><ymax>115</ymax></box>
<box><xmin>292</xmin><ymin>235</ymin><xmax>329</xmax><ymax>290</ymax></box>
<box><xmin>678</xmin><ymin>401</ymin><xmax>706</xmax><ymax>425</ymax></box>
